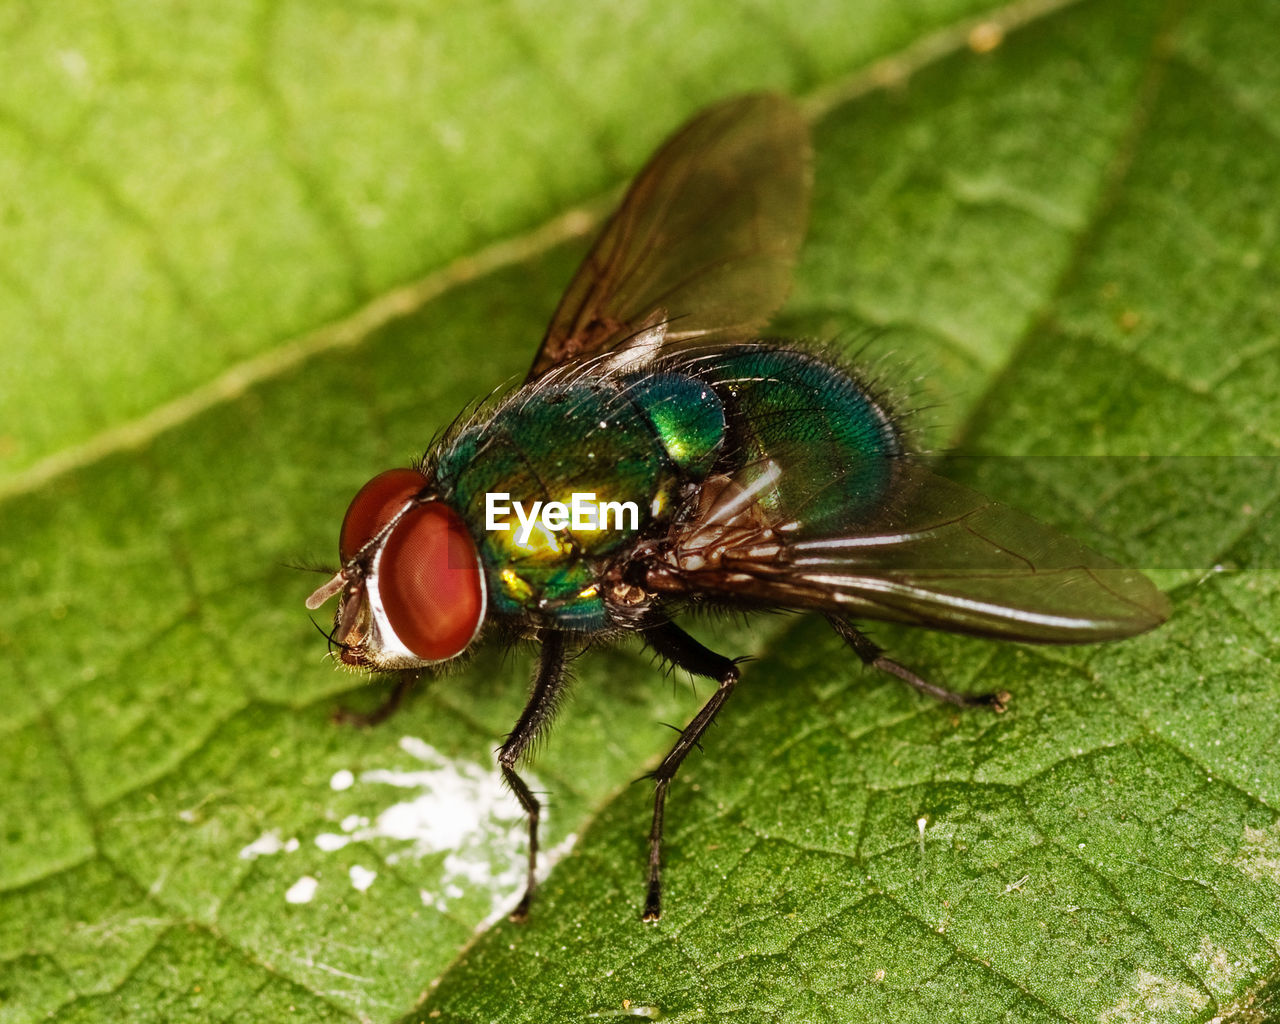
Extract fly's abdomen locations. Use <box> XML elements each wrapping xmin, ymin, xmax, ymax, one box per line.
<box><xmin>435</xmin><ymin>373</ymin><xmax>725</xmax><ymax>628</ymax></box>
<box><xmin>685</xmin><ymin>346</ymin><xmax>903</xmax><ymax>534</ymax></box>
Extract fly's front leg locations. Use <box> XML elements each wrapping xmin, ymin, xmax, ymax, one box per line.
<box><xmin>826</xmin><ymin>615</ymin><xmax>1009</xmax><ymax>711</ymax></box>
<box><xmin>498</xmin><ymin>630</ymin><xmax>571</xmax><ymax>921</ymax></box>
<box><xmin>640</xmin><ymin>621</ymin><xmax>742</xmax><ymax>922</ymax></box>
<box><xmin>332</xmin><ymin>673</ymin><xmax>418</xmax><ymax>727</ymax></box>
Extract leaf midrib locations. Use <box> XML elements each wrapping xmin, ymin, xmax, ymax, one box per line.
<box><xmin>0</xmin><ymin>0</ymin><xmax>1087</xmax><ymax>509</ymax></box>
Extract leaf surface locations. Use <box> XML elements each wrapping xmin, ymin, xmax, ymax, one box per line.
<box><xmin>3</xmin><ymin>1</ymin><xmax>1279</xmax><ymax>1022</ymax></box>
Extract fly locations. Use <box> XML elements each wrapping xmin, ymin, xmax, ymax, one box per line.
<box><xmin>305</xmin><ymin>93</ymin><xmax>1170</xmax><ymax>921</ymax></box>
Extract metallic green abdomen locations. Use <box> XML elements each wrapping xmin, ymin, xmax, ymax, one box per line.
<box><xmin>684</xmin><ymin>346</ymin><xmax>902</xmax><ymax>535</ymax></box>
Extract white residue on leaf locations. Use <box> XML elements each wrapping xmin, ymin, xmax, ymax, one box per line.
<box><xmin>350</xmin><ymin>735</ymin><xmax>538</xmax><ymax>916</ymax></box>
<box><xmin>1098</xmin><ymin>970</ymin><xmax>1208</xmax><ymax>1023</ymax></box>
<box><xmin>285</xmin><ymin>875</ymin><xmax>319</xmax><ymax>904</ymax></box>
<box><xmin>1191</xmin><ymin>936</ymin><xmax>1249</xmax><ymax>997</ymax></box>
<box><xmin>239</xmin><ymin>830</ymin><xmax>299</xmax><ymax>860</ymax></box>
<box><xmin>1234</xmin><ymin>820</ymin><xmax>1280</xmax><ymax>883</ymax></box>
<box><xmin>315</xmin><ymin>832</ymin><xmax>348</xmax><ymax>852</ymax></box>
<box><xmin>244</xmin><ymin>736</ymin><xmax>559</xmax><ymax>918</ymax></box>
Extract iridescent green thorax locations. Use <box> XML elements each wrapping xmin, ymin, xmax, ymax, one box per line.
<box><xmin>434</xmin><ymin>372</ymin><xmax>725</xmax><ymax>628</ymax></box>
<box><xmin>679</xmin><ymin>346</ymin><xmax>902</xmax><ymax>535</ymax></box>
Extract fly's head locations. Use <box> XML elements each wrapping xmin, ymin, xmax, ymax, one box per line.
<box><xmin>306</xmin><ymin>468</ymin><xmax>487</xmax><ymax>671</ymax></box>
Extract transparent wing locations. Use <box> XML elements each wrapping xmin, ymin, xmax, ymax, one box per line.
<box><xmin>647</xmin><ymin>461</ymin><xmax>1170</xmax><ymax>643</ymax></box>
<box><xmin>527</xmin><ymin>93</ymin><xmax>811</xmax><ymax>381</ymax></box>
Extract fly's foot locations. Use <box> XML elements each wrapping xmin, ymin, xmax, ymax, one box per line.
<box><xmin>509</xmin><ymin>890</ymin><xmax>533</xmax><ymax>923</ymax></box>
<box><xmin>947</xmin><ymin>688</ymin><xmax>1012</xmax><ymax>713</ymax></box>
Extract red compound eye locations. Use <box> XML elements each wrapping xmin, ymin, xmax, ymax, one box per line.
<box><xmin>339</xmin><ymin>469</ymin><xmax>428</xmax><ymax>562</ymax></box>
<box><xmin>378</xmin><ymin>502</ymin><xmax>484</xmax><ymax>662</ymax></box>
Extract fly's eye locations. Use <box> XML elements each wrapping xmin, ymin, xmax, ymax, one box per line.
<box><xmin>339</xmin><ymin>468</ymin><xmax>429</xmax><ymax>561</ymax></box>
<box><xmin>378</xmin><ymin>502</ymin><xmax>484</xmax><ymax>662</ymax></box>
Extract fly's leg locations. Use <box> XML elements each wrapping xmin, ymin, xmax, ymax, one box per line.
<box><xmin>499</xmin><ymin>630</ymin><xmax>571</xmax><ymax>921</ymax></box>
<box><xmin>332</xmin><ymin>673</ymin><xmax>417</xmax><ymax>727</ymax></box>
<box><xmin>826</xmin><ymin>615</ymin><xmax>1009</xmax><ymax>712</ymax></box>
<box><xmin>640</xmin><ymin>622</ymin><xmax>742</xmax><ymax>922</ymax></box>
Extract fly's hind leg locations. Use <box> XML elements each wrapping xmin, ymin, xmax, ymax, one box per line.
<box><xmin>640</xmin><ymin>621</ymin><xmax>743</xmax><ymax>922</ymax></box>
<box><xmin>499</xmin><ymin>631</ymin><xmax>572</xmax><ymax>921</ymax></box>
<box><xmin>826</xmin><ymin>615</ymin><xmax>1009</xmax><ymax>712</ymax></box>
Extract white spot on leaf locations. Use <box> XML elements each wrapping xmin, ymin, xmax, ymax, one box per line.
<box><xmin>240</xmin><ymin>830</ymin><xmax>296</xmax><ymax>860</ymax></box>
<box><xmin>1191</xmin><ymin>936</ymin><xmax>1248</xmax><ymax>997</ymax></box>
<box><xmin>1098</xmin><ymin>970</ymin><xmax>1207</xmax><ymax>1023</ymax></box>
<box><xmin>1234</xmin><ymin>821</ymin><xmax>1280</xmax><ymax>882</ymax></box>
<box><xmin>241</xmin><ymin>736</ymin><xmax>572</xmax><ymax>921</ymax></box>
<box><xmin>285</xmin><ymin>876</ymin><xmax>319</xmax><ymax>904</ymax></box>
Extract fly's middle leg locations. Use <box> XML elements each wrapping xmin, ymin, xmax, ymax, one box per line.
<box><xmin>640</xmin><ymin>621</ymin><xmax>742</xmax><ymax>922</ymax></box>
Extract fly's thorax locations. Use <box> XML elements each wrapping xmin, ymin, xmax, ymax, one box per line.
<box><xmin>430</xmin><ymin>373</ymin><xmax>727</xmax><ymax>628</ymax></box>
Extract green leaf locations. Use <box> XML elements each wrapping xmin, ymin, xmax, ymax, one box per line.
<box><xmin>4</xmin><ymin>1</ymin><xmax>1279</xmax><ymax>1022</ymax></box>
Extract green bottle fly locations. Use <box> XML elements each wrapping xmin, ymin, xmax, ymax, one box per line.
<box><xmin>305</xmin><ymin>94</ymin><xmax>1170</xmax><ymax>921</ymax></box>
